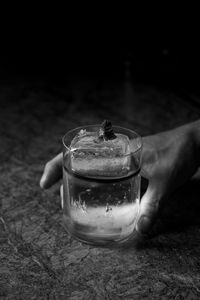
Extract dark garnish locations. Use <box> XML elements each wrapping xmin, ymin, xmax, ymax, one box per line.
<box><xmin>99</xmin><ymin>120</ymin><xmax>116</xmax><ymax>141</ymax></box>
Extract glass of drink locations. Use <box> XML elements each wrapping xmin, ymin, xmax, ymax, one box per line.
<box><xmin>62</xmin><ymin>121</ymin><xmax>142</xmax><ymax>246</ymax></box>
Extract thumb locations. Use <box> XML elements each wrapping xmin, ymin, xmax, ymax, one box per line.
<box><xmin>136</xmin><ymin>182</ymin><xmax>160</xmax><ymax>235</ymax></box>
<box><xmin>60</xmin><ymin>184</ymin><xmax>64</xmax><ymax>209</ymax></box>
<box><xmin>40</xmin><ymin>153</ymin><xmax>62</xmax><ymax>189</ymax></box>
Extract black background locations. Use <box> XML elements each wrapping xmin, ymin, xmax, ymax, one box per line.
<box><xmin>0</xmin><ymin>14</ymin><xmax>200</xmax><ymax>93</ymax></box>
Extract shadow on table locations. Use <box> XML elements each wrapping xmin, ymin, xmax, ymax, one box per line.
<box><xmin>155</xmin><ymin>177</ymin><xmax>200</xmax><ymax>234</ymax></box>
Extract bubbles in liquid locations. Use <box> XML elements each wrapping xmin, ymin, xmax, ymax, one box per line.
<box><xmin>63</xmin><ymin>165</ymin><xmax>140</xmax><ymax>244</ymax></box>
<box><xmin>105</xmin><ymin>203</ymin><xmax>112</xmax><ymax>217</ymax></box>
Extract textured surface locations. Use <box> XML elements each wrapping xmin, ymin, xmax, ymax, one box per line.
<box><xmin>1</xmin><ymin>74</ymin><xmax>200</xmax><ymax>299</ymax></box>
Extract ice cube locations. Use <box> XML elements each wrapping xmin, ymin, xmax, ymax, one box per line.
<box><xmin>70</xmin><ymin>129</ymin><xmax>131</xmax><ymax>176</ymax></box>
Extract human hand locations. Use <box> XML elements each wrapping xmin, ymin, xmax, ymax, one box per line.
<box><xmin>137</xmin><ymin>122</ymin><xmax>200</xmax><ymax>235</ymax></box>
<box><xmin>40</xmin><ymin>121</ymin><xmax>200</xmax><ymax>236</ymax></box>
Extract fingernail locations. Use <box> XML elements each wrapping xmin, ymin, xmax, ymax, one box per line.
<box><xmin>136</xmin><ymin>215</ymin><xmax>152</xmax><ymax>235</ymax></box>
<box><xmin>40</xmin><ymin>174</ymin><xmax>47</xmax><ymax>188</ymax></box>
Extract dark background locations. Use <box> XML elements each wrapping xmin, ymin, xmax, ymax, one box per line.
<box><xmin>1</xmin><ymin>23</ymin><xmax>200</xmax><ymax>93</ymax></box>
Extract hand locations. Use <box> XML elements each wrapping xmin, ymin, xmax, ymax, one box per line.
<box><xmin>40</xmin><ymin>122</ymin><xmax>200</xmax><ymax>236</ymax></box>
<box><xmin>137</xmin><ymin>123</ymin><xmax>200</xmax><ymax>235</ymax></box>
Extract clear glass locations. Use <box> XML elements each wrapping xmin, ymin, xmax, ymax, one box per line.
<box><xmin>62</xmin><ymin>125</ymin><xmax>142</xmax><ymax>246</ymax></box>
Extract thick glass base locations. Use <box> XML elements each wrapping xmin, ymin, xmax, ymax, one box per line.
<box><xmin>63</xmin><ymin>215</ymin><xmax>140</xmax><ymax>247</ymax></box>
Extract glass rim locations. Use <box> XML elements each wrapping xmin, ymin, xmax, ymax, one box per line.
<box><xmin>62</xmin><ymin>124</ymin><xmax>143</xmax><ymax>156</ymax></box>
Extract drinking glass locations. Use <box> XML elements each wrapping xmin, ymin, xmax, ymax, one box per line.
<box><xmin>62</xmin><ymin>125</ymin><xmax>142</xmax><ymax>246</ymax></box>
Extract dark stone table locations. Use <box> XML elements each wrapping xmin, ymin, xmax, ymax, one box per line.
<box><xmin>1</xmin><ymin>73</ymin><xmax>200</xmax><ymax>299</ymax></box>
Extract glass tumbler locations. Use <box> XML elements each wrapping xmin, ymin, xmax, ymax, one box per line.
<box><xmin>62</xmin><ymin>125</ymin><xmax>142</xmax><ymax>246</ymax></box>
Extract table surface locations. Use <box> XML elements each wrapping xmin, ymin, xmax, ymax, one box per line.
<box><xmin>1</xmin><ymin>73</ymin><xmax>200</xmax><ymax>299</ymax></box>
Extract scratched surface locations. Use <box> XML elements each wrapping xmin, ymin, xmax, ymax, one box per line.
<box><xmin>1</xmin><ymin>74</ymin><xmax>200</xmax><ymax>299</ymax></box>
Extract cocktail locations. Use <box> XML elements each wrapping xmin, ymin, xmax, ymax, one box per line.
<box><xmin>62</xmin><ymin>121</ymin><xmax>142</xmax><ymax>246</ymax></box>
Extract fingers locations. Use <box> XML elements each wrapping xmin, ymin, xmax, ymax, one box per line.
<box><xmin>40</xmin><ymin>153</ymin><xmax>63</xmax><ymax>189</ymax></box>
<box><xmin>136</xmin><ymin>182</ymin><xmax>160</xmax><ymax>235</ymax></box>
<box><xmin>60</xmin><ymin>184</ymin><xmax>64</xmax><ymax>209</ymax></box>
